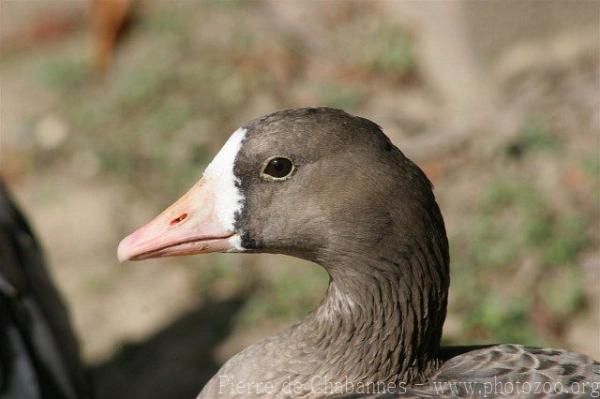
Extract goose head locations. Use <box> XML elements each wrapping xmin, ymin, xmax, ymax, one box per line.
<box><xmin>118</xmin><ymin>108</ymin><xmax>447</xmax><ymax>277</ymax></box>
<box><xmin>118</xmin><ymin>107</ymin><xmax>450</xmax><ymax>383</ymax></box>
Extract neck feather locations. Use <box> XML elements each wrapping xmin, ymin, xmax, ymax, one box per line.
<box><xmin>290</xmin><ymin>238</ymin><xmax>449</xmax><ymax>385</ymax></box>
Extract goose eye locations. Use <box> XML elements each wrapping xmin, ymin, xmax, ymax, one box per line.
<box><xmin>262</xmin><ymin>157</ymin><xmax>294</xmax><ymax>179</ymax></box>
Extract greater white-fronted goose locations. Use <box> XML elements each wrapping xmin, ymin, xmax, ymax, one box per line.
<box><xmin>0</xmin><ymin>179</ymin><xmax>91</xmax><ymax>399</ymax></box>
<box><xmin>118</xmin><ymin>108</ymin><xmax>599</xmax><ymax>398</ymax></box>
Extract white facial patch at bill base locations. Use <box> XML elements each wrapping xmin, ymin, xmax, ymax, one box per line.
<box><xmin>203</xmin><ymin>127</ymin><xmax>247</xmax><ymax>250</ymax></box>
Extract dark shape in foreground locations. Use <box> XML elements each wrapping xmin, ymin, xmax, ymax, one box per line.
<box><xmin>119</xmin><ymin>108</ymin><xmax>600</xmax><ymax>398</ymax></box>
<box><xmin>0</xmin><ymin>179</ymin><xmax>91</xmax><ymax>399</ymax></box>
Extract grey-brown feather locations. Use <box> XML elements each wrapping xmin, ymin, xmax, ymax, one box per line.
<box><xmin>353</xmin><ymin>345</ymin><xmax>600</xmax><ymax>398</ymax></box>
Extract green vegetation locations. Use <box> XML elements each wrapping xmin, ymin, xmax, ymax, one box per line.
<box><xmin>37</xmin><ymin>58</ymin><xmax>89</xmax><ymax>90</ymax></box>
<box><xmin>363</xmin><ymin>25</ymin><xmax>415</xmax><ymax>75</ymax></box>
<box><xmin>518</xmin><ymin>118</ymin><xmax>559</xmax><ymax>152</ymax></box>
<box><xmin>462</xmin><ymin>290</ymin><xmax>538</xmax><ymax>344</ymax></box>
<box><xmin>316</xmin><ymin>83</ymin><xmax>364</xmax><ymax>109</ymax></box>
<box><xmin>450</xmin><ymin>172</ymin><xmax>590</xmax><ymax>346</ymax></box>
<box><xmin>236</xmin><ymin>266</ymin><xmax>328</xmax><ymax>326</ymax></box>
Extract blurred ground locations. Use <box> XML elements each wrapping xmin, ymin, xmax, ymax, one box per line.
<box><xmin>1</xmin><ymin>1</ymin><xmax>599</xmax><ymax>398</ymax></box>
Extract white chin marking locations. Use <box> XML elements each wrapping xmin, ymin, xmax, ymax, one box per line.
<box><xmin>203</xmin><ymin>127</ymin><xmax>247</xmax><ymax>244</ymax></box>
<box><xmin>227</xmin><ymin>234</ymin><xmax>244</xmax><ymax>252</ymax></box>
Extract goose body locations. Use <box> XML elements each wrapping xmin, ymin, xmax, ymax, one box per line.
<box><xmin>118</xmin><ymin>108</ymin><xmax>599</xmax><ymax>398</ymax></box>
<box><xmin>0</xmin><ymin>180</ymin><xmax>91</xmax><ymax>399</ymax></box>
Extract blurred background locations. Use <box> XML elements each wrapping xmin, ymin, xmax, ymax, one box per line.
<box><xmin>1</xmin><ymin>0</ymin><xmax>598</xmax><ymax>397</ymax></box>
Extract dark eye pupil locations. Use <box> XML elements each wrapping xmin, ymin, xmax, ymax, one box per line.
<box><xmin>264</xmin><ymin>157</ymin><xmax>293</xmax><ymax>178</ymax></box>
